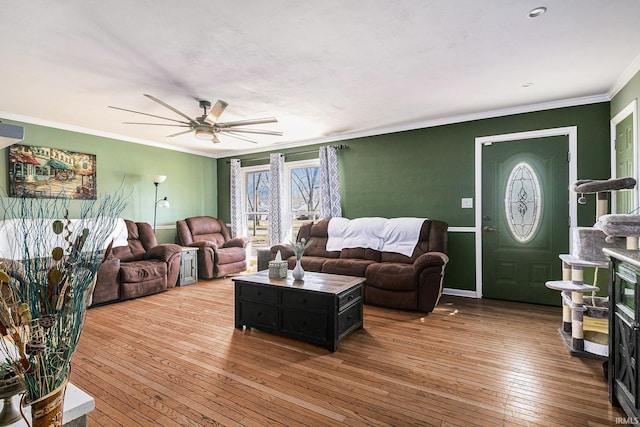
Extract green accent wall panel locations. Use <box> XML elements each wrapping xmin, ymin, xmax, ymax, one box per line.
<box><xmin>442</xmin><ymin>232</ymin><xmax>475</xmax><ymax>292</ymax></box>
<box><xmin>0</xmin><ymin>120</ymin><xmax>217</xmax><ymax>243</ymax></box>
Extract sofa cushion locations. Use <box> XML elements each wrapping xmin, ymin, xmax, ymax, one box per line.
<box><xmin>365</xmin><ymin>263</ymin><xmax>417</xmax><ymax>291</ymax></box>
<box><xmin>340</xmin><ymin>247</ymin><xmax>381</xmax><ymax>262</ymax></box>
<box><xmin>380</xmin><ymin>220</ymin><xmax>434</xmax><ymax>263</ymax></box>
<box><xmin>216</xmin><ymin>247</ymin><xmax>246</xmax><ymax>264</ymax></box>
<box><xmin>217</xmin><ymin>260</ymin><xmax>246</xmax><ymax>277</ymax></box>
<box><xmin>185</xmin><ymin>216</ymin><xmax>227</xmax><ymax>246</ymax></box>
<box><xmin>322</xmin><ymin>259</ymin><xmax>375</xmax><ymax>277</ymax></box>
<box><xmin>120</xmin><ymin>277</ymin><xmax>166</xmax><ymax>300</ymax></box>
<box><xmin>302</xmin><ymin>218</ymin><xmax>340</xmax><ymax>259</ymax></box>
<box><xmin>291</xmin><ymin>256</ymin><xmax>327</xmax><ymax>272</ymax></box>
<box><xmin>112</xmin><ymin>242</ymin><xmax>146</xmax><ymax>262</ymax></box>
<box><xmin>120</xmin><ymin>260</ymin><xmax>167</xmax><ymax>283</ymax></box>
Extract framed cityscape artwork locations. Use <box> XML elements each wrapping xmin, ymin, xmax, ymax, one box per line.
<box><xmin>8</xmin><ymin>144</ymin><xmax>96</xmax><ymax>199</ymax></box>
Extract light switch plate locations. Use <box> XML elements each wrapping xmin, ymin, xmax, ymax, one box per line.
<box><xmin>461</xmin><ymin>198</ymin><xmax>473</xmax><ymax>209</ymax></box>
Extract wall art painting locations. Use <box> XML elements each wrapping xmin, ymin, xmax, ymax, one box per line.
<box><xmin>8</xmin><ymin>144</ymin><xmax>96</xmax><ymax>199</ymax></box>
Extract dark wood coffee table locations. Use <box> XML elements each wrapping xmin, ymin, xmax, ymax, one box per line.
<box><xmin>233</xmin><ymin>270</ymin><xmax>364</xmax><ymax>351</ymax></box>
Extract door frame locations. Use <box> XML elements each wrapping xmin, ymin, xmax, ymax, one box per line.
<box><xmin>610</xmin><ymin>99</ymin><xmax>638</xmax><ymax>213</ymax></box>
<box><xmin>474</xmin><ymin>126</ymin><xmax>577</xmax><ymax>298</ymax></box>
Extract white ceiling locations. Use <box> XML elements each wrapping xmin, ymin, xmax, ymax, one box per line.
<box><xmin>1</xmin><ymin>1</ymin><xmax>640</xmax><ymax>158</ymax></box>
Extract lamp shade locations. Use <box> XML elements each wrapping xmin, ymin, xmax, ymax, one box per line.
<box><xmin>150</xmin><ymin>174</ymin><xmax>167</xmax><ymax>184</ymax></box>
<box><xmin>157</xmin><ymin>199</ymin><xmax>170</xmax><ymax>208</ymax></box>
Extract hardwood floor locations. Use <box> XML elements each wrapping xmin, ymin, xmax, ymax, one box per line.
<box><xmin>71</xmin><ymin>278</ymin><xmax>625</xmax><ymax>426</ymax></box>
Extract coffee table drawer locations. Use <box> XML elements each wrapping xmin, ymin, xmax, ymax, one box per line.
<box><xmin>237</xmin><ymin>301</ymin><xmax>278</xmax><ymax>329</ymax></box>
<box><xmin>236</xmin><ymin>283</ymin><xmax>278</xmax><ymax>304</ymax></box>
<box><xmin>281</xmin><ymin>309</ymin><xmax>328</xmax><ymax>341</ymax></box>
<box><xmin>281</xmin><ymin>291</ymin><xmax>328</xmax><ymax>312</ymax></box>
<box><xmin>338</xmin><ymin>302</ymin><xmax>362</xmax><ymax>338</ymax></box>
<box><xmin>338</xmin><ymin>284</ymin><xmax>362</xmax><ymax>309</ymax></box>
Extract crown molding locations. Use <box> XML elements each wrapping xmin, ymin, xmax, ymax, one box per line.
<box><xmin>609</xmin><ymin>53</ymin><xmax>640</xmax><ymax>99</ymax></box>
<box><xmin>0</xmin><ymin>111</ymin><xmax>218</xmax><ymax>158</ymax></box>
<box><xmin>3</xmin><ymin>93</ymin><xmax>610</xmax><ymax>160</ymax></box>
<box><xmin>214</xmin><ymin>94</ymin><xmax>609</xmax><ymax>158</ymax></box>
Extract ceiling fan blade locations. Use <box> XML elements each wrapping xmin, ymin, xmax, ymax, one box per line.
<box><xmin>167</xmin><ymin>129</ymin><xmax>194</xmax><ymax>137</ymax></box>
<box><xmin>216</xmin><ymin>117</ymin><xmax>278</xmax><ymax>128</ymax></box>
<box><xmin>108</xmin><ymin>106</ymin><xmax>190</xmax><ymax>124</ymax></box>
<box><xmin>212</xmin><ymin>133</ymin><xmax>221</xmax><ymax>144</ymax></box>
<box><xmin>144</xmin><ymin>94</ymin><xmax>197</xmax><ymax>124</ymax></box>
<box><xmin>221</xmin><ymin>131</ymin><xmax>258</xmax><ymax>144</ymax></box>
<box><xmin>219</xmin><ymin>127</ymin><xmax>283</xmax><ymax>136</ymax></box>
<box><xmin>205</xmin><ymin>100</ymin><xmax>229</xmax><ymax>123</ymax></box>
<box><xmin>123</xmin><ymin>122</ymin><xmax>191</xmax><ymax>127</ymax></box>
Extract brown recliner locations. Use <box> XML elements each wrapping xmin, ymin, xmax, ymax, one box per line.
<box><xmin>91</xmin><ymin>220</ymin><xmax>182</xmax><ymax>306</ymax></box>
<box><xmin>176</xmin><ymin>216</ymin><xmax>249</xmax><ymax>279</ymax></box>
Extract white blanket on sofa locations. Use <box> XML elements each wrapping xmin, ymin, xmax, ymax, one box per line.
<box><xmin>0</xmin><ymin>217</ymin><xmax>129</xmax><ymax>260</ymax></box>
<box><xmin>326</xmin><ymin>217</ymin><xmax>426</xmax><ymax>257</ymax></box>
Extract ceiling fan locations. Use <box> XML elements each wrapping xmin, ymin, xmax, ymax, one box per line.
<box><xmin>108</xmin><ymin>94</ymin><xmax>282</xmax><ymax>144</ymax></box>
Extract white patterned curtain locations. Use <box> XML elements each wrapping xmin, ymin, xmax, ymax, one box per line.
<box><xmin>230</xmin><ymin>159</ymin><xmax>246</xmax><ymax>237</ymax></box>
<box><xmin>268</xmin><ymin>153</ymin><xmax>288</xmax><ymax>245</ymax></box>
<box><xmin>319</xmin><ymin>145</ymin><xmax>343</xmax><ymax>218</ymax></box>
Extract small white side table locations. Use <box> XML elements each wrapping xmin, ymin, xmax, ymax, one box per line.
<box><xmin>178</xmin><ymin>246</ymin><xmax>198</xmax><ymax>286</ymax></box>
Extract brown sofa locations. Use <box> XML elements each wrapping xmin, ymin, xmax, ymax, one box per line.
<box><xmin>271</xmin><ymin>218</ymin><xmax>448</xmax><ymax>313</ymax></box>
<box><xmin>176</xmin><ymin>216</ymin><xmax>250</xmax><ymax>279</ymax></box>
<box><xmin>91</xmin><ymin>220</ymin><xmax>182</xmax><ymax>306</ymax></box>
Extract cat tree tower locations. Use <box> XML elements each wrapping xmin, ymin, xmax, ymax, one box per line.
<box><xmin>545</xmin><ymin>177</ymin><xmax>636</xmax><ymax>359</ymax></box>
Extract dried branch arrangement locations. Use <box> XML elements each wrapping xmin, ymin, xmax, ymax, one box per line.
<box><xmin>0</xmin><ymin>191</ymin><xmax>126</xmax><ymax>404</ymax></box>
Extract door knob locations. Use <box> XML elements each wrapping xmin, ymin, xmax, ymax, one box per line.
<box><xmin>483</xmin><ymin>226</ymin><xmax>496</xmax><ymax>232</ymax></box>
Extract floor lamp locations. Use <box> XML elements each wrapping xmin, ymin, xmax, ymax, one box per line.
<box><xmin>151</xmin><ymin>174</ymin><xmax>170</xmax><ymax>232</ymax></box>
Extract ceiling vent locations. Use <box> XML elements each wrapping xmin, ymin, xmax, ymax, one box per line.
<box><xmin>0</xmin><ymin>122</ymin><xmax>24</xmax><ymax>148</ymax></box>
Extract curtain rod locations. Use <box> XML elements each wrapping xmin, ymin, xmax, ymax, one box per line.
<box><xmin>226</xmin><ymin>144</ymin><xmax>348</xmax><ymax>164</ymax></box>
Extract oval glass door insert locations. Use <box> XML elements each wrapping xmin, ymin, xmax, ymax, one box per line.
<box><xmin>504</xmin><ymin>161</ymin><xmax>542</xmax><ymax>243</ymax></box>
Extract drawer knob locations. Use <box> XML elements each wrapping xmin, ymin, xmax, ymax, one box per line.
<box><xmin>257</xmin><ymin>291</ymin><xmax>262</xmax><ymax>296</ymax></box>
<box><xmin>257</xmin><ymin>312</ymin><xmax>262</xmax><ymax>317</ymax></box>
<box><xmin>348</xmin><ymin>295</ymin><xmax>354</xmax><ymax>300</ymax></box>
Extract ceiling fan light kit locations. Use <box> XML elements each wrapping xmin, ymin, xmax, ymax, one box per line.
<box><xmin>195</xmin><ymin>128</ymin><xmax>215</xmax><ymax>140</ymax></box>
<box><xmin>109</xmin><ymin>94</ymin><xmax>282</xmax><ymax>145</ymax></box>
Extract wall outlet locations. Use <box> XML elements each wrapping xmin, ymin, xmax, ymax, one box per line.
<box><xmin>461</xmin><ymin>198</ymin><xmax>473</xmax><ymax>209</ymax></box>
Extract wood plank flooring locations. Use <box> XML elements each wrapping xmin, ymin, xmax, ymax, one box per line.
<box><xmin>70</xmin><ymin>278</ymin><xmax>625</xmax><ymax>426</ymax></box>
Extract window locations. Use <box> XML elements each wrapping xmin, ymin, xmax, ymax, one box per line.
<box><xmin>504</xmin><ymin>161</ymin><xmax>542</xmax><ymax>243</ymax></box>
<box><xmin>244</xmin><ymin>166</ymin><xmax>270</xmax><ymax>250</ymax></box>
<box><xmin>241</xmin><ymin>159</ymin><xmax>320</xmax><ymax>254</ymax></box>
<box><xmin>286</xmin><ymin>159</ymin><xmax>321</xmax><ymax>241</ymax></box>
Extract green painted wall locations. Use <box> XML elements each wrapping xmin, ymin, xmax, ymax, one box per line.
<box><xmin>611</xmin><ymin>69</ymin><xmax>640</xmax><ymax>118</ymax></box>
<box><xmin>217</xmin><ymin>102</ymin><xmax>611</xmax><ymax>291</ymax></box>
<box><xmin>0</xmin><ymin>120</ymin><xmax>217</xmax><ymax>243</ymax></box>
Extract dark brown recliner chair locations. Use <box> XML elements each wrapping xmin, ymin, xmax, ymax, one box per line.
<box><xmin>91</xmin><ymin>220</ymin><xmax>182</xmax><ymax>306</ymax></box>
<box><xmin>176</xmin><ymin>216</ymin><xmax>249</xmax><ymax>279</ymax></box>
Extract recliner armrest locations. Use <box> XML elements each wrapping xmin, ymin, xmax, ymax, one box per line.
<box><xmin>223</xmin><ymin>236</ymin><xmax>250</xmax><ymax>248</ymax></box>
<box><xmin>413</xmin><ymin>251</ymin><xmax>449</xmax><ymax>272</ymax></box>
<box><xmin>187</xmin><ymin>240</ymin><xmax>218</xmax><ymax>250</ymax></box>
<box><xmin>145</xmin><ymin>243</ymin><xmax>182</xmax><ymax>262</ymax></box>
<box><xmin>270</xmin><ymin>244</ymin><xmax>295</xmax><ymax>260</ymax></box>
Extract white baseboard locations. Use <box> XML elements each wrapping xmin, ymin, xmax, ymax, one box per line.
<box><xmin>443</xmin><ymin>288</ymin><xmax>478</xmax><ymax>298</ymax></box>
